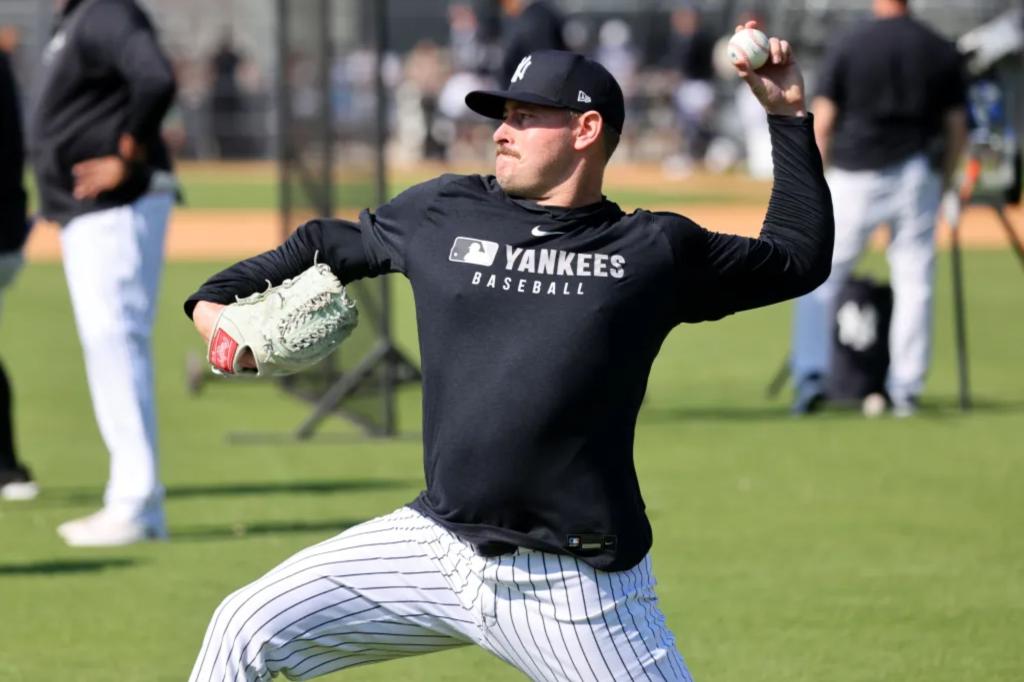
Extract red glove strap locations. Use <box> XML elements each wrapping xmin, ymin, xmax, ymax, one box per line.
<box><xmin>209</xmin><ymin>328</ymin><xmax>239</xmax><ymax>374</ymax></box>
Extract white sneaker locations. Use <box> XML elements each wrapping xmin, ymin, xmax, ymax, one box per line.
<box><xmin>0</xmin><ymin>466</ymin><xmax>39</xmax><ymax>501</ymax></box>
<box><xmin>57</xmin><ymin>509</ymin><xmax>168</xmax><ymax>547</ymax></box>
<box><xmin>891</xmin><ymin>395</ymin><xmax>920</xmax><ymax>419</ymax></box>
<box><xmin>1</xmin><ymin>479</ymin><xmax>40</xmax><ymax>501</ymax></box>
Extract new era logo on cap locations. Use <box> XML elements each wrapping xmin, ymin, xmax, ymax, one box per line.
<box><xmin>465</xmin><ymin>50</ymin><xmax>625</xmax><ymax>133</ymax></box>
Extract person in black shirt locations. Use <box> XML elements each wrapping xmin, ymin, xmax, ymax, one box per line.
<box><xmin>30</xmin><ymin>0</ymin><xmax>177</xmax><ymax>546</ymax></box>
<box><xmin>665</xmin><ymin>4</ymin><xmax>718</xmax><ymax>169</ymax></box>
<box><xmin>789</xmin><ymin>0</ymin><xmax>968</xmax><ymax>417</ymax></box>
<box><xmin>210</xmin><ymin>31</ymin><xmax>244</xmax><ymax>158</ymax></box>
<box><xmin>186</xmin><ymin>25</ymin><xmax>832</xmax><ymax>681</ymax></box>
<box><xmin>498</xmin><ymin>0</ymin><xmax>566</xmax><ymax>83</ymax></box>
<box><xmin>0</xmin><ymin>44</ymin><xmax>37</xmax><ymax>501</ymax></box>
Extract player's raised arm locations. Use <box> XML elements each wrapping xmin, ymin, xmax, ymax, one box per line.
<box><xmin>668</xmin><ymin>23</ymin><xmax>833</xmax><ymax>323</ymax></box>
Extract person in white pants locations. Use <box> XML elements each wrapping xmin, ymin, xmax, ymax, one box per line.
<box><xmin>792</xmin><ymin>155</ymin><xmax>943</xmax><ymax>409</ymax></box>
<box><xmin>56</xmin><ymin>190</ymin><xmax>173</xmax><ymax>543</ymax></box>
<box><xmin>29</xmin><ymin>0</ymin><xmax>177</xmax><ymax>545</ymax></box>
<box><xmin>789</xmin><ymin>0</ymin><xmax>968</xmax><ymax>416</ymax></box>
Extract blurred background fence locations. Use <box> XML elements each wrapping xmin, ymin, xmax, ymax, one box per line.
<box><xmin>1</xmin><ymin>0</ymin><xmax>1017</xmax><ymax>173</ymax></box>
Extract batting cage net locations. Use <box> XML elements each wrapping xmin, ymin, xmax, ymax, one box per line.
<box><xmin>275</xmin><ymin>0</ymin><xmax>419</xmax><ymax>437</ymax></box>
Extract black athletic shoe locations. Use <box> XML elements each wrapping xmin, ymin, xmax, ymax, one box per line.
<box><xmin>0</xmin><ymin>465</ymin><xmax>39</xmax><ymax>501</ymax></box>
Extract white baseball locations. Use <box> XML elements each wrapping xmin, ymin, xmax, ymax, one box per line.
<box><xmin>862</xmin><ymin>392</ymin><xmax>887</xmax><ymax>418</ymax></box>
<box><xmin>728</xmin><ymin>28</ymin><xmax>770</xmax><ymax>70</ymax></box>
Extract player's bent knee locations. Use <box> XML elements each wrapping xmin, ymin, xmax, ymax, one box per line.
<box><xmin>202</xmin><ymin>589</ymin><xmax>283</xmax><ymax>681</ymax></box>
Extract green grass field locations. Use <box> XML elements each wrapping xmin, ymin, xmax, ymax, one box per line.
<box><xmin>1</xmin><ymin>248</ymin><xmax>1022</xmax><ymax>681</ymax></box>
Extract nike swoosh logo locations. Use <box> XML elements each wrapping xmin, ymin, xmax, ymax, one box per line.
<box><xmin>531</xmin><ymin>225</ymin><xmax>565</xmax><ymax>237</ymax></box>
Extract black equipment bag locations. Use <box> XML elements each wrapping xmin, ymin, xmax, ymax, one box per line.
<box><xmin>826</xmin><ymin>276</ymin><xmax>893</xmax><ymax>402</ymax></box>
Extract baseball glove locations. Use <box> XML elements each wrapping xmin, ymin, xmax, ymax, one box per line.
<box><xmin>207</xmin><ymin>261</ymin><xmax>358</xmax><ymax>377</ymax></box>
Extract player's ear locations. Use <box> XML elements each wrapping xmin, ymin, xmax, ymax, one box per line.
<box><xmin>571</xmin><ymin>111</ymin><xmax>603</xmax><ymax>153</ymax></box>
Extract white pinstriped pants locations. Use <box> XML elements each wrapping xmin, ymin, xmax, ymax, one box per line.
<box><xmin>190</xmin><ymin>507</ymin><xmax>691</xmax><ymax>681</ymax></box>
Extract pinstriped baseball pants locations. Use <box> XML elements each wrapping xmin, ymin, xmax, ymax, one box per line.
<box><xmin>189</xmin><ymin>507</ymin><xmax>692</xmax><ymax>681</ymax></box>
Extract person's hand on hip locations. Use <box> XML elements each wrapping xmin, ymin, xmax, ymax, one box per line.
<box><xmin>71</xmin><ymin>133</ymin><xmax>140</xmax><ymax>200</ymax></box>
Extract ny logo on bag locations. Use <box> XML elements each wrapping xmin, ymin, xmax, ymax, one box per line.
<box><xmin>837</xmin><ymin>301</ymin><xmax>878</xmax><ymax>352</ymax></box>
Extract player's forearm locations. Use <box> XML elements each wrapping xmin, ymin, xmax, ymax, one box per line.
<box><xmin>83</xmin><ymin>3</ymin><xmax>176</xmax><ymax>144</ymax></box>
<box><xmin>184</xmin><ymin>228</ymin><xmax>323</xmax><ymax>319</ymax></box>
<box><xmin>757</xmin><ymin>114</ymin><xmax>834</xmax><ymax>296</ymax></box>
<box><xmin>119</xmin><ymin>36</ymin><xmax>176</xmax><ymax>144</ymax></box>
<box><xmin>184</xmin><ymin>218</ymin><xmax>372</xmax><ymax>319</ymax></box>
<box><xmin>811</xmin><ymin>96</ymin><xmax>836</xmax><ymax>165</ymax></box>
<box><xmin>676</xmin><ymin>115</ymin><xmax>833</xmax><ymax>321</ymax></box>
<box><xmin>190</xmin><ymin>300</ymin><xmax>224</xmax><ymax>344</ymax></box>
<box><xmin>124</xmin><ymin>74</ymin><xmax>176</xmax><ymax>143</ymax></box>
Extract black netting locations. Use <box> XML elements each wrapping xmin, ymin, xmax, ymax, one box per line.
<box><xmin>277</xmin><ymin>0</ymin><xmax>418</xmax><ymax>437</ymax></box>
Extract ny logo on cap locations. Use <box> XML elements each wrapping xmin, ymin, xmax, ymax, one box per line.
<box><xmin>511</xmin><ymin>55</ymin><xmax>532</xmax><ymax>83</ymax></box>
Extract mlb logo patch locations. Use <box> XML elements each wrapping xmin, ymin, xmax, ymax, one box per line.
<box><xmin>449</xmin><ymin>237</ymin><xmax>499</xmax><ymax>267</ymax></box>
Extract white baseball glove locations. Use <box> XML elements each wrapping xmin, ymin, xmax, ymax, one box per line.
<box><xmin>207</xmin><ymin>262</ymin><xmax>358</xmax><ymax>377</ymax></box>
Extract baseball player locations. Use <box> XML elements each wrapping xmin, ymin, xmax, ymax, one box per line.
<box><xmin>186</xmin><ymin>25</ymin><xmax>833</xmax><ymax>681</ymax></box>
<box><xmin>0</xmin><ymin>45</ymin><xmax>36</xmax><ymax>501</ymax></box>
<box><xmin>788</xmin><ymin>0</ymin><xmax>968</xmax><ymax>416</ymax></box>
<box><xmin>29</xmin><ymin>0</ymin><xmax>177</xmax><ymax>545</ymax></box>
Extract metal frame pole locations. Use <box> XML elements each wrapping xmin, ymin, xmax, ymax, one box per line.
<box><xmin>319</xmin><ymin>0</ymin><xmax>334</xmax><ymax>217</ymax></box>
<box><xmin>275</xmin><ymin>0</ymin><xmax>292</xmax><ymax>244</ymax></box>
<box><xmin>949</xmin><ymin>213</ymin><xmax>972</xmax><ymax>411</ymax></box>
<box><xmin>371</xmin><ymin>0</ymin><xmax>398</xmax><ymax>436</ymax></box>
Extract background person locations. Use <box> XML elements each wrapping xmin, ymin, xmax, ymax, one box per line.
<box><xmin>498</xmin><ymin>0</ymin><xmax>566</xmax><ymax>83</ymax></box>
<box><xmin>0</xmin><ymin>37</ymin><xmax>35</xmax><ymax>501</ymax></box>
<box><xmin>789</xmin><ymin>0</ymin><xmax>969</xmax><ymax>416</ymax></box>
<box><xmin>664</xmin><ymin>3</ymin><xmax>718</xmax><ymax>173</ymax></box>
<box><xmin>29</xmin><ymin>0</ymin><xmax>177</xmax><ymax>545</ymax></box>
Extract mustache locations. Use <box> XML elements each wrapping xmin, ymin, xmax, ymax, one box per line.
<box><xmin>495</xmin><ymin>146</ymin><xmax>520</xmax><ymax>159</ymax></box>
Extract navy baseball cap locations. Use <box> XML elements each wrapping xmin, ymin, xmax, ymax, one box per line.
<box><xmin>466</xmin><ymin>50</ymin><xmax>625</xmax><ymax>133</ymax></box>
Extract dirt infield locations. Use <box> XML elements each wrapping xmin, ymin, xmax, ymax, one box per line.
<box><xmin>23</xmin><ymin>204</ymin><xmax>1022</xmax><ymax>262</ymax></box>
<box><xmin>22</xmin><ymin>161</ymin><xmax>1023</xmax><ymax>261</ymax></box>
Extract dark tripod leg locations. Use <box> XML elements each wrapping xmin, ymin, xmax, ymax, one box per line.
<box><xmin>992</xmin><ymin>205</ymin><xmax>1024</xmax><ymax>270</ymax></box>
<box><xmin>765</xmin><ymin>353</ymin><xmax>791</xmax><ymax>399</ymax></box>
<box><xmin>950</xmin><ymin>220</ymin><xmax>971</xmax><ymax>411</ymax></box>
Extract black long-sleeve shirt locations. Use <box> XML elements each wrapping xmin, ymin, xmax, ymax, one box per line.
<box><xmin>0</xmin><ymin>52</ymin><xmax>27</xmax><ymax>253</ymax></box>
<box><xmin>28</xmin><ymin>0</ymin><xmax>176</xmax><ymax>226</ymax></box>
<box><xmin>816</xmin><ymin>16</ymin><xmax>966</xmax><ymax>171</ymax></box>
<box><xmin>187</xmin><ymin>115</ymin><xmax>833</xmax><ymax>571</ymax></box>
